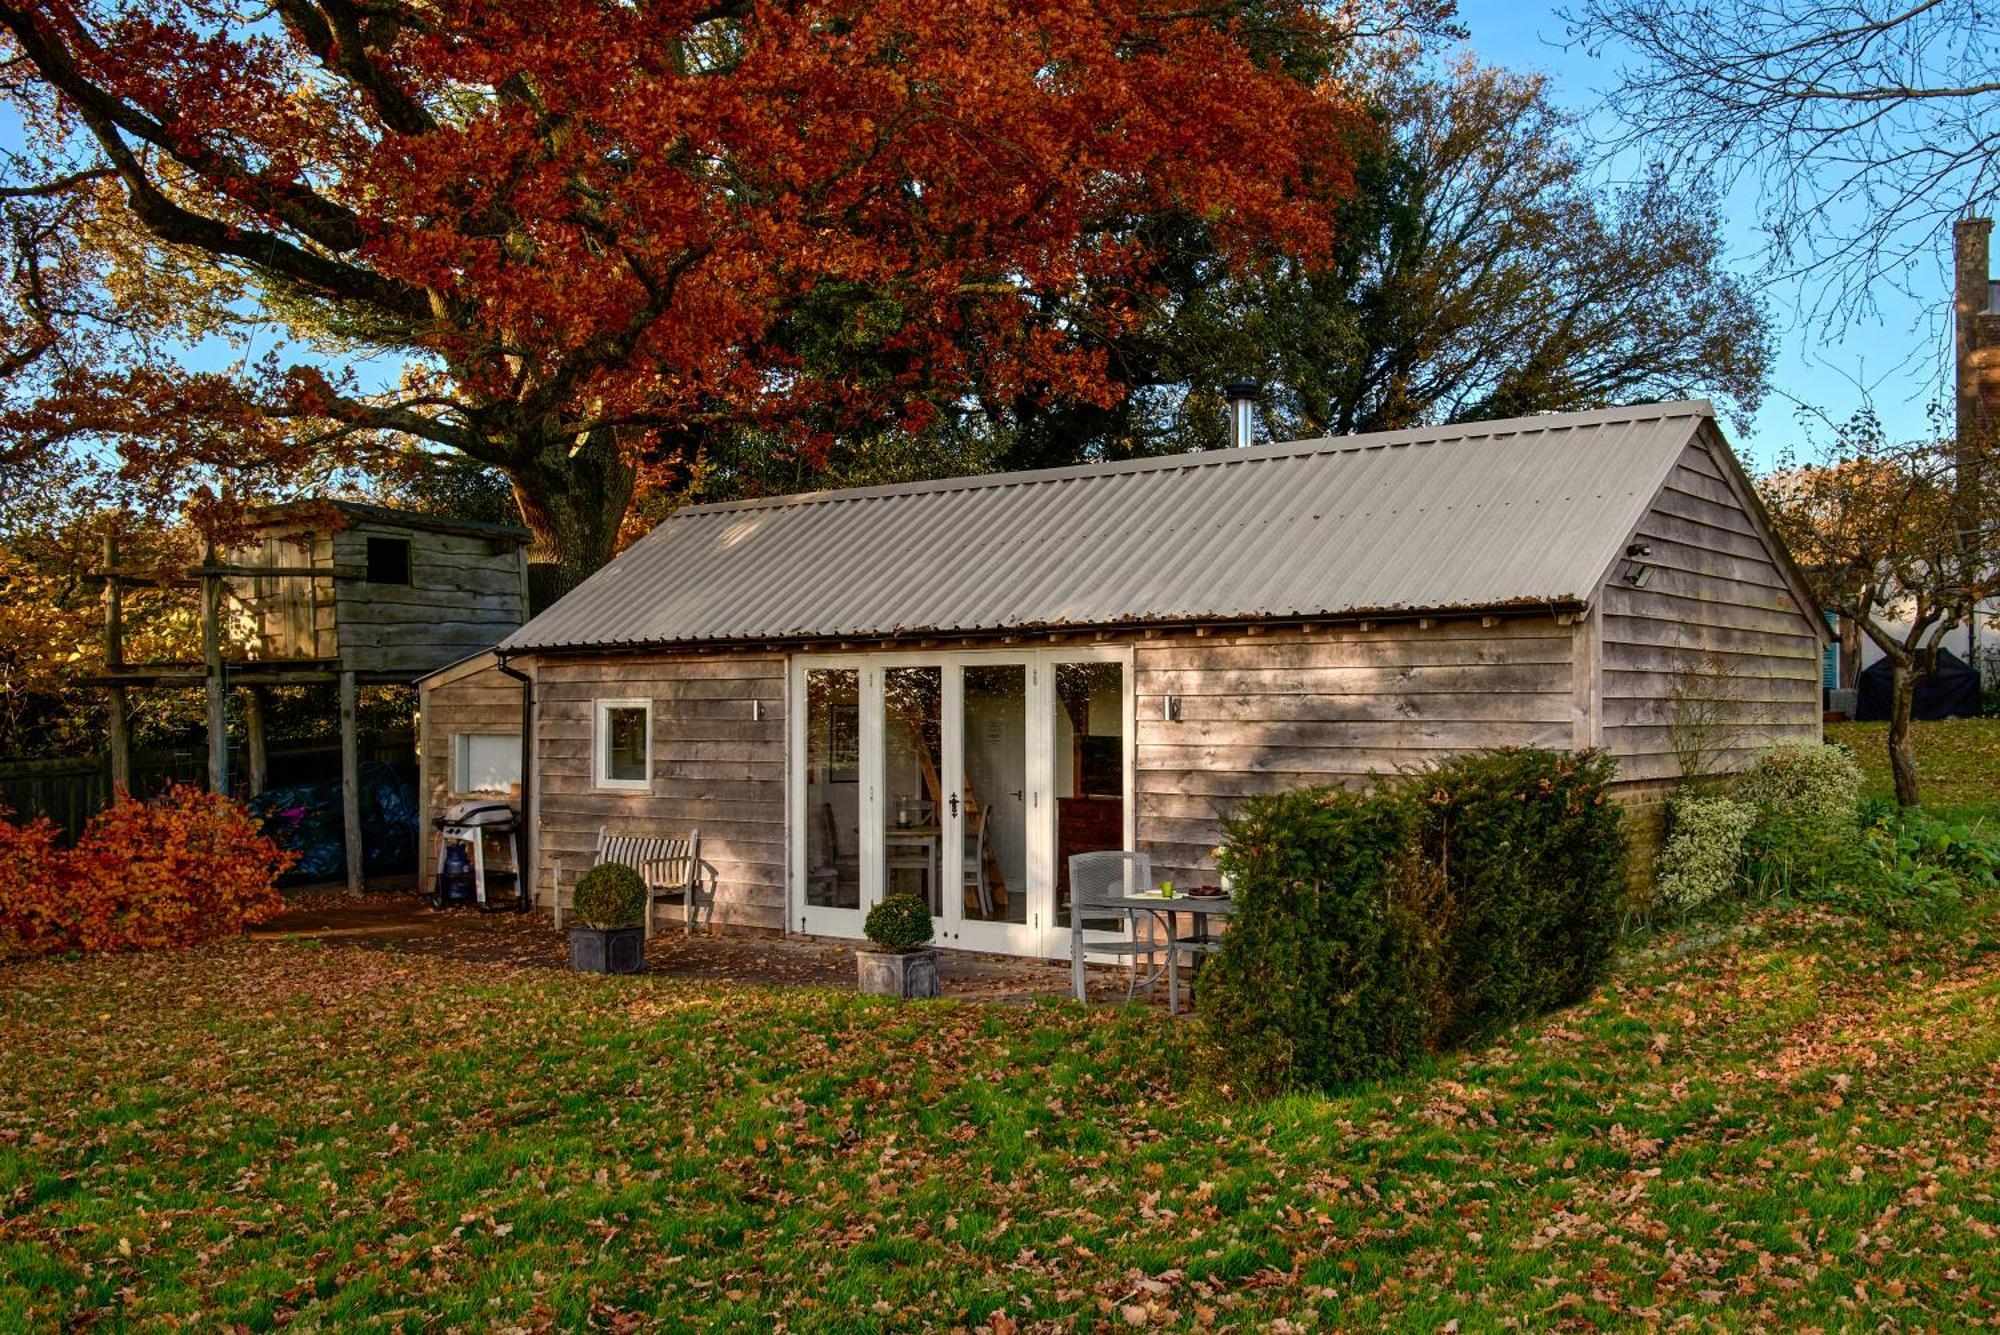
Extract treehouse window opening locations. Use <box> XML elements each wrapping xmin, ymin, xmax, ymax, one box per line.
<box><xmin>366</xmin><ymin>537</ymin><xmax>413</xmax><ymax>585</ymax></box>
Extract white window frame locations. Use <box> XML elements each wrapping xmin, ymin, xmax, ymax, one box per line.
<box><xmin>452</xmin><ymin>731</ymin><xmax>522</xmax><ymax>795</ymax></box>
<box><xmin>594</xmin><ymin>697</ymin><xmax>653</xmax><ymax>791</ymax></box>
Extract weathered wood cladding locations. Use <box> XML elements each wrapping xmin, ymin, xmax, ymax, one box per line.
<box><xmin>1131</xmin><ymin>619</ymin><xmax>1577</xmax><ymax>887</ymax></box>
<box><xmin>532</xmin><ymin>653</ymin><xmax>788</xmax><ymax>932</ymax></box>
<box><xmin>1597</xmin><ymin>441</ymin><xmax>1823</xmax><ymax>783</ymax></box>
<box><xmin>416</xmin><ymin>656</ymin><xmax>526</xmax><ymax>843</ymax></box>
<box><xmin>227</xmin><ymin>532</ymin><xmax>338</xmax><ymax>659</ymax></box>
<box><xmin>228</xmin><ymin>520</ymin><xmax>528</xmax><ymax>679</ymax></box>
<box><xmin>330</xmin><ymin>524</ymin><xmax>527</xmax><ymax>676</ymax></box>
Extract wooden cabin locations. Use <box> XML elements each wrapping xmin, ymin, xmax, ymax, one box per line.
<box><xmin>227</xmin><ymin>501</ymin><xmax>532</xmax><ymax>680</ymax></box>
<box><xmin>420</xmin><ymin>401</ymin><xmax>1828</xmax><ymax>956</ymax></box>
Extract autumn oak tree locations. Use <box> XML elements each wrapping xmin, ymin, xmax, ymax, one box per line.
<box><xmin>0</xmin><ymin>0</ymin><xmax>1369</xmax><ymax>591</ymax></box>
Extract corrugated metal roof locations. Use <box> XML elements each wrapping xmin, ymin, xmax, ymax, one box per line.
<box><xmin>502</xmin><ymin>400</ymin><xmax>1717</xmax><ymax>652</ymax></box>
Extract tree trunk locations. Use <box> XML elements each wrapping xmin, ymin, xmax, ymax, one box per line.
<box><xmin>504</xmin><ymin>426</ymin><xmax>637</xmax><ymax>606</ymax></box>
<box><xmin>1886</xmin><ymin>659</ymin><xmax>1921</xmax><ymax>807</ymax></box>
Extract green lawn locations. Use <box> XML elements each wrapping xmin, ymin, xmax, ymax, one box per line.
<box><xmin>5</xmin><ymin>906</ymin><xmax>2000</xmax><ymax>1331</ymax></box>
<box><xmin>1827</xmin><ymin>716</ymin><xmax>2000</xmax><ymax>822</ymax></box>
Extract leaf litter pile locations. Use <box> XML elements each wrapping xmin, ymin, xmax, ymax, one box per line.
<box><xmin>3</xmin><ymin>906</ymin><xmax>1999</xmax><ymax>1331</ymax></box>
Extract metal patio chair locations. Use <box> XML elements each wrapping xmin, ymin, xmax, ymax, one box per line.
<box><xmin>1067</xmin><ymin>849</ymin><xmax>1168</xmax><ymax>1003</ymax></box>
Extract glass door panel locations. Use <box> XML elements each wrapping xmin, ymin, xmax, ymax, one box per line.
<box><xmin>955</xmin><ymin>664</ymin><xmax>1029</xmax><ymax>941</ymax></box>
<box><xmin>882</xmin><ymin>666</ymin><xmax>943</xmax><ymax>913</ymax></box>
<box><xmin>796</xmin><ymin>648</ymin><xmax>1132</xmax><ymax>958</ymax></box>
<box><xmin>1052</xmin><ymin>659</ymin><xmax>1130</xmax><ymax>939</ymax></box>
<box><xmin>799</xmin><ymin>667</ymin><xmax>862</xmax><ymax>933</ymax></box>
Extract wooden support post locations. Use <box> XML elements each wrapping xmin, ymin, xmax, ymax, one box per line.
<box><xmin>243</xmin><ymin>687</ymin><xmax>268</xmax><ymax>798</ymax></box>
<box><xmin>201</xmin><ymin>547</ymin><xmax>228</xmax><ymax>795</ymax></box>
<box><xmin>101</xmin><ymin>534</ymin><xmax>132</xmax><ymax>794</ymax></box>
<box><xmin>339</xmin><ymin>669</ymin><xmax>363</xmax><ymax>894</ymax></box>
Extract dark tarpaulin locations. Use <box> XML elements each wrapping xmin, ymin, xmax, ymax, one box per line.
<box><xmin>1854</xmin><ymin>647</ymin><xmax>1984</xmax><ymax>722</ymax></box>
<box><xmin>250</xmin><ymin>761</ymin><xmax>419</xmax><ymax>885</ymax></box>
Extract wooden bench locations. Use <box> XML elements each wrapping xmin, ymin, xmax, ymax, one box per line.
<box><xmin>553</xmin><ymin>827</ymin><xmax>708</xmax><ymax>937</ymax></box>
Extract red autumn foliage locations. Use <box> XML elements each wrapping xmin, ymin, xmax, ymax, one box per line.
<box><xmin>0</xmin><ymin>0</ymin><xmax>1374</xmax><ymax>587</ymax></box>
<box><xmin>0</xmin><ymin>786</ymin><xmax>293</xmax><ymax>961</ymax></box>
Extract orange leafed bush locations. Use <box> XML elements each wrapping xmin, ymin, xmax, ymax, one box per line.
<box><xmin>0</xmin><ymin>786</ymin><xmax>292</xmax><ymax>960</ymax></box>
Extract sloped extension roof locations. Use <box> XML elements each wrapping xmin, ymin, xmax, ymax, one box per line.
<box><xmin>503</xmin><ymin>400</ymin><xmax>1731</xmax><ymax>652</ymax></box>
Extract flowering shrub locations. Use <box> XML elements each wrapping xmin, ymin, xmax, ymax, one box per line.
<box><xmin>1735</xmin><ymin>741</ymin><xmax>1862</xmax><ymax>827</ymax></box>
<box><xmin>1653</xmin><ymin>793</ymin><xmax>1755</xmax><ymax>914</ymax></box>
<box><xmin>0</xmin><ymin>786</ymin><xmax>292</xmax><ymax>961</ymax></box>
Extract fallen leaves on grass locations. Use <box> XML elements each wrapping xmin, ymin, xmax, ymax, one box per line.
<box><xmin>4</xmin><ymin>905</ymin><xmax>2000</xmax><ymax>1331</ymax></box>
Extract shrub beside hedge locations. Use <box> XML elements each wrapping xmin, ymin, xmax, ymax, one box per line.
<box><xmin>1649</xmin><ymin>741</ymin><xmax>1991</xmax><ymax>927</ymax></box>
<box><xmin>1198</xmin><ymin>748</ymin><xmax>1625</xmax><ymax>1096</ymax></box>
<box><xmin>1415</xmin><ymin>748</ymin><xmax>1623</xmax><ymax>1045</ymax></box>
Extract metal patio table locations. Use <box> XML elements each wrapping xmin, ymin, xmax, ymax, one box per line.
<box><xmin>1107</xmin><ymin>891</ymin><xmax>1238</xmax><ymax>1014</ymax></box>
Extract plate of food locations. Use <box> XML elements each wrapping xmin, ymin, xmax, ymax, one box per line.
<box><xmin>1187</xmin><ymin>884</ymin><xmax>1228</xmax><ymax>899</ymax></box>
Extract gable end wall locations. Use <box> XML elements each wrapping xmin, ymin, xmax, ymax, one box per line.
<box><xmin>1596</xmin><ymin>440</ymin><xmax>1824</xmax><ymax>785</ymax></box>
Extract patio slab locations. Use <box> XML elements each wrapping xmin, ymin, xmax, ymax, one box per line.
<box><xmin>252</xmin><ymin>890</ymin><xmax>1168</xmax><ymax>1004</ymax></box>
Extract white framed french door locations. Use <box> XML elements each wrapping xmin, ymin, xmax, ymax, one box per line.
<box><xmin>788</xmin><ymin>645</ymin><xmax>1134</xmax><ymax>958</ymax></box>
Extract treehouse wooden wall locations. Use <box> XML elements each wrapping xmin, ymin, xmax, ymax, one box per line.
<box><xmin>229</xmin><ymin>520</ymin><xmax>529</xmax><ymax>678</ymax></box>
<box><xmin>330</xmin><ymin>523</ymin><xmax>528</xmax><ymax>677</ymax></box>
<box><xmin>228</xmin><ymin>532</ymin><xmax>338</xmax><ymax>660</ymax></box>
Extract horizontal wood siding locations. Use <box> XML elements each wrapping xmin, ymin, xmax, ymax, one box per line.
<box><xmin>1133</xmin><ymin>620</ymin><xmax>1576</xmax><ymax>886</ymax></box>
<box><xmin>1599</xmin><ymin>441</ymin><xmax>1823</xmax><ymax>783</ymax></box>
<box><xmin>332</xmin><ymin>525</ymin><xmax>527</xmax><ymax>677</ymax></box>
<box><xmin>417</xmin><ymin>658</ymin><xmax>525</xmax><ymax>863</ymax></box>
<box><xmin>534</xmin><ymin>654</ymin><xmax>787</xmax><ymax>932</ymax></box>
<box><xmin>229</xmin><ymin>522</ymin><xmax>527</xmax><ymax>678</ymax></box>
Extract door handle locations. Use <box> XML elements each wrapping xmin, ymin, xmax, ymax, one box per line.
<box><xmin>1009</xmin><ymin>789</ymin><xmax>1023</xmax><ymax>801</ymax></box>
<box><xmin>948</xmin><ymin>794</ymin><xmax>959</xmax><ymax>817</ymax></box>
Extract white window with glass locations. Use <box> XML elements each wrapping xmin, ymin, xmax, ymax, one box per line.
<box><xmin>452</xmin><ymin>732</ymin><xmax>521</xmax><ymax>795</ymax></box>
<box><xmin>789</xmin><ymin>646</ymin><xmax>1133</xmax><ymax>957</ymax></box>
<box><xmin>594</xmin><ymin>698</ymin><xmax>652</xmax><ymax>791</ymax></box>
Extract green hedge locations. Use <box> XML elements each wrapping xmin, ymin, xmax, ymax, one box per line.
<box><xmin>1197</xmin><ymin>748</ymin><xmax>1625</xmax><ymax>1096</ymax></box>
<box><xmin>1199</xmin><ymin>789</ymin><xmax>1428</xmax><ymax>1094</ymax></box>
<box><xmin>1416</xmin><ymin>748</ymin><xmax>1624</xmax><ymax>1045</ymax></box>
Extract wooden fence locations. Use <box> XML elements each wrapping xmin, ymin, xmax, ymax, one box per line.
<box><xmin>0</xmin><ymin>733</ymin><xmax>417</xmax><ymax>843</ymax></box>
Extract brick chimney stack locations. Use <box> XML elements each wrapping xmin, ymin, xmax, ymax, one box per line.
<box><xmin>1953</xmin><ymin>216</ymin><xmax>1998</xmax><ymax>678</ymax></box>
<box><xmin>1955</xmin><ymin>216</ymin><xmax>1999</xmax><ymax>453</ymax></box>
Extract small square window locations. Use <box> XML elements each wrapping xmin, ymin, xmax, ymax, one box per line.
<box><xmin>454</xmin><ymin>733</ymin><xmax>521</xmax><ymax>795</ymax></box>
<box><xmin>366</xmin><ymin>536</ymin><xmax>412</xmax><ymax>584</ymax></box>
<box><xmin>595</xmin><ymin>699</ymin><xmax>651</xmax><ymax>790</ymax></box>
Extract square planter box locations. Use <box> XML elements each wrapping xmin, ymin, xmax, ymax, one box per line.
<box><xmin>569</xmin><ymin>926</ymin><xmax>646</xmax><ymax>974</ymax></box>
<box><xmin>855</xmin><ymin>946</ymin><xmax>940</xmax><ymax>998</ymax></box>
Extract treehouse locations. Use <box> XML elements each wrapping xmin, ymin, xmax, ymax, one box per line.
<box><xmin>225</xmin><ymin>501</ymin><xmax>532</xmax><ymax>678</ymax></box>
<box><xmin>92</xmin><ymin>501</ymin><xmax>532</xmax><ymax>892</ymax></box>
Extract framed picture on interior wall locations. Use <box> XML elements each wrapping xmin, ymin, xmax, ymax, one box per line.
<box><xmin>827</xmin><ymin>700</ymin><xmax>859</xmax><ymax>782</ymax></box>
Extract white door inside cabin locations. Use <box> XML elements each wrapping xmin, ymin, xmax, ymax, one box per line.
<box><xmin>790</xmin><ymin>647</ymin><xmax>1134</xmax><ymax>958</ymax></box>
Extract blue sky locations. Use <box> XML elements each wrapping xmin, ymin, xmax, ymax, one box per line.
<box><xmin>1453</xmin><ymin>0</ymin><xmax>1951</xmax><ymax>466</ymax></box>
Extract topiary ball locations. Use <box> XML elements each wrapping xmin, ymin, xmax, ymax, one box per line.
<box><xmin>573</xmin><ymin>862</ymin><xmax>647</xmax><ymax>930</ymax></box>
<box><xmin>863</xmin><ymin>893</ymin><xmax>933</xmax><ymax>953</ymax></box>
